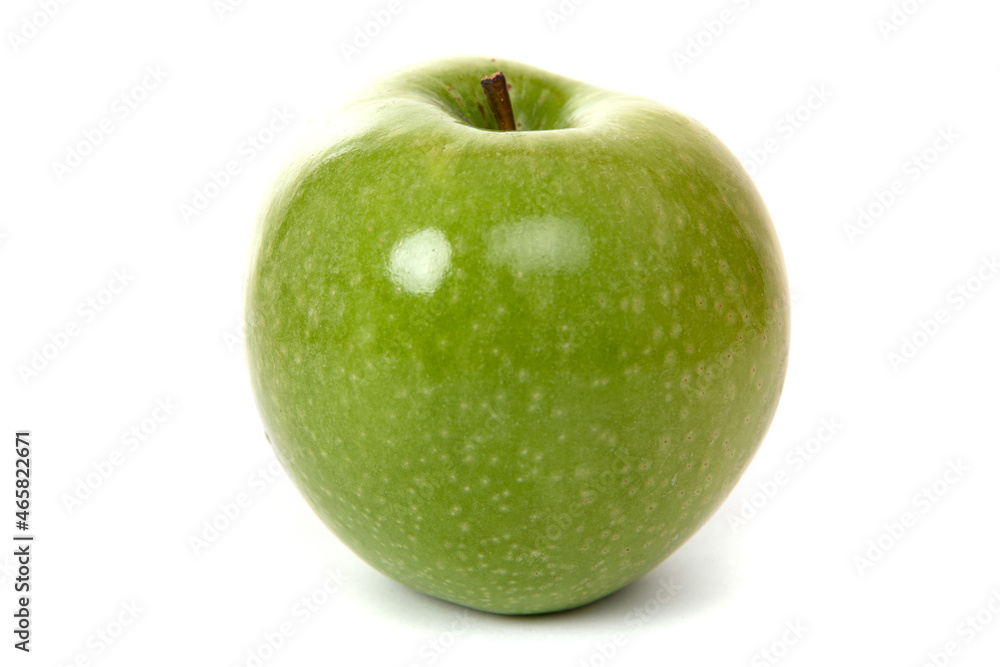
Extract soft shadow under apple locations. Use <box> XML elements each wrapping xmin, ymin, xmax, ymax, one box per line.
<box><xmin>350</xmin><ymin>513</ymin><xmax>741</xmax><ymax>633</ymax></box>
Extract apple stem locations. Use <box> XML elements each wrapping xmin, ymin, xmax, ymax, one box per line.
<box><xmin>480</xmin><ymin>71</ymin><xmax>516</xmax><ymax>132</ymax></box>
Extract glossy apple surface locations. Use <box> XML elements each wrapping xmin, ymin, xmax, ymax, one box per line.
<box><xmin>245</xmin><ymin>56</ymin><xmax>789</xmax><ymax>614</ymax></box>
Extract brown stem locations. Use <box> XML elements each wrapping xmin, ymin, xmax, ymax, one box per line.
<box><xmin>480</xmin><ymin>71</ymin><xmax>516</xmax><ymax>132</ymax></box>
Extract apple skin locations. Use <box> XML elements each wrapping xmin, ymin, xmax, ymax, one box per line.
<box><xmin>245</xmin><ymin>56</ymin><xmax>789</xmax><ymax>615</ymax></box>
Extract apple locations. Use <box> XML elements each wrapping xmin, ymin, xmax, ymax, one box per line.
<box><xmin>245</xmin><ymin>56</ymin><xmax>789</xmax><ymax>615</ymax></box>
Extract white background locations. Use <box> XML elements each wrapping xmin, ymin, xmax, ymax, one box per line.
<box><xmin>3</xmin><ymin>0</ymin><xmax>999</xmax><ymax>665</ymax></box>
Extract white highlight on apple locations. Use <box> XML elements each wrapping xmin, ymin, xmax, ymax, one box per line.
<box><xmin>886</xmin><ymin>254</ymin><xmax>997</xmax><ymax>372</ymax></box>
<box><xmin>486</xmin><ymin>216</ymin><xmax>590</xmax><ymax>275</ymax></box>
<box><xmin>389</xmin><ymin>228</ymin><xmax>453</xmax><ymax>296</ymax></box>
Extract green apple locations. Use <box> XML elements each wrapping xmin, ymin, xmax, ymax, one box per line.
<box><xmin>245</xmin><ymin>56</ymin><xmax>789</xmax><ymax>615</ymax></box>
